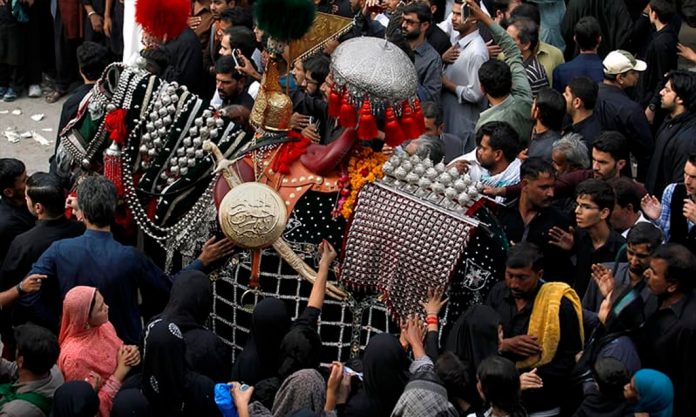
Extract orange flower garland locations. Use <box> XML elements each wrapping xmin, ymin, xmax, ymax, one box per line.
<box><xmin>336</xmin><ymin>146</ymin><xmax>388</xmax><ymax>219</ymax></box>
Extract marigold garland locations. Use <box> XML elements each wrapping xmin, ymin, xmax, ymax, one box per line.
<box><xmin>334</xmin><ymin>146</ymin><xmax>388</xmax><ymax>219</ymax></box>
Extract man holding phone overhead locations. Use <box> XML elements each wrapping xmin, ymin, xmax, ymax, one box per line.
<box><xmin>215</xmin><ymin>55</ymin><xmax>255</xmax><ymax>110</ymax></box>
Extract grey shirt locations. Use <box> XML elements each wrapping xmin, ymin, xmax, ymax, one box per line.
<box><xmin>527</xmin><ymin>129</ymin><xmax>560</xmax><ymax>162</ymax></box>
<box><xmin>0</xmin><ymin>363</ymin><xmax>64</xmax><ymax>417</ymax></box>
<box><xmin>414</xmin><ymin>40</ymin><xmax>443</xmax><ymax>106</ymax></box>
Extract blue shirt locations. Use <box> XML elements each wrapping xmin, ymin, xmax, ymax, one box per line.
<box><xmin>552</xmin><ymin>53</ymin><xmax>604</xmax><ymax>92</ymax></box>
<box><xmin>23</xmin><ymin>230</ymin><xmax>203</xmax><ymax>343</ymax></box>
<box><xmin>658</xmin><ymin>183</ymin><xmax>694</xmax><ymax>242</ymax></box>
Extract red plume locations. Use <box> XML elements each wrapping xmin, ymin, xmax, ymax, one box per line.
<box><xmin>357</xmin><ymin>99</ymin><xmax>378</xmax><ymax>140</ymax></box>
<box><xmin>136</xmin><ymin>0</ymin><xmax>190</xmax><ymax>41</ymax></box>
<box><xmin>383</xmin><ymin>106</ymin><xmax>405</xmax><ymax>147</ymax></box>
<box><xmin>339</xmin><ymin>91</ymin><xmax>357</xmax><ymax>128</ymax></box>
<box><xmin>400</xmin><ymin>102</ymin><xmax>419</xmax><ymax>140</ymax></box>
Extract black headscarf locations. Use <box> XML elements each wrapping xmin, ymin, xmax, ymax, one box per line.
<box><xmin>162</xmin><ymin>271</ymin><xmax>231</xmax><ymax>382</ymax></box>
<box><xmin>50</xmin><ymin>381</ymin><xmax>99</xmax><ymax>417</ymax></box>
<box><xmin>444</xmin><ymin>304</ymin><xmax>502</xmax><ymax>368</ymax></box>
<box><xmin>162</xmin><ymin>270</ymin><xmax>213</xmax><ymax>331</ymax></box>
<box><xmin>231</xmin><ymin>298</ymin><xmax>292</xmax><ymax>385</ymax></box>
<box><xmin>142</xmin><ymin>319</ymin><xmax>219</xmax><ymax>417</ymax></box>
<box><xmin>362</xmin><ymin>333</ymin><xmax>410</xmax><ymax>416</ymax></box>
<box><xmin>278</xmin><ymin>326</ymin><xmax>323</xmax><ymax>381</ymax></box>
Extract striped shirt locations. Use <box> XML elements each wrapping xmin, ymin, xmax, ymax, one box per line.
<box><xmin>524</xmin><ymin>56</ymin><xmax>549</xmax><ymax>97</ymax></box>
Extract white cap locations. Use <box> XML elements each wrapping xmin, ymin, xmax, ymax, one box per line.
<box><xmin>603</xmin><ymin>50</ymin><xmax>647</xmax><ymax>75</ymax></box>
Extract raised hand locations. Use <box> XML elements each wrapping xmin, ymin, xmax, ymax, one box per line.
<box><xmin>198</xmin><ymin>237</ymin><xmax>236</xmax><ymax>266</ymax></box>
<box><xmin>591</xmin><ymin>263</ymin><xmax>615</xmax><ymax>298</ymax></box>
<box><xmin>640</xmin><ymin>194</ymin><xmax>662</xmax><ymax>221</ymax></box>
<box><xmin>420</xmin><ymin>287</ymin><xmax>448</xmax><ymax>317</ymax></box>
<box><xmin>548</xmin><ymin>226</ymin><xmax>574</xmax><ymax>251</ymax></box>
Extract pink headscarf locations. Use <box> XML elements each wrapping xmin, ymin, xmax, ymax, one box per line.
<box><xmin>57</xmin><ymin>286</ymin><xmax>123</xmax><ymax>383</ymax></box>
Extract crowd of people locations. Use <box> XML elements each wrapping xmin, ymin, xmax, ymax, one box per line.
<box><xmin>2</xmin><ymin>0</ymin><xmax>696</xmax><ymax>415</ymax></box>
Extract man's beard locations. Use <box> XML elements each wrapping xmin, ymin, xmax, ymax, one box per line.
<box><xmin>402</xmin><ymin>28</ymin><xmax>421</xmax><ymax>40</ymax></box>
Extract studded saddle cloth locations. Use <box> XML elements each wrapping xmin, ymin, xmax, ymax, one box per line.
<box><xmin>340</xmin><ymin>182</ymin><xmax>478</xmax><ymax>321</ymax></box>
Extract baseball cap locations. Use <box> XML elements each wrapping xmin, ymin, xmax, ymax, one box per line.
<box><xmin>603</xmin><ymin>50</ymin><xmax>647</xmax><ymax>75</ymax></box>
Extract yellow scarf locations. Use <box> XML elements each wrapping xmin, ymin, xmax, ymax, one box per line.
<box><xmin>517</xmin><ymin>282</ymin><xmax>584</xmax><ymax>369</ymax></box>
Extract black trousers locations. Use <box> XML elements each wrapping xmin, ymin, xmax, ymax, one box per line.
<box><xmin>53</xmin><ymin>6</ymin><xmax>81</xmax><ymax>93</ymax></box>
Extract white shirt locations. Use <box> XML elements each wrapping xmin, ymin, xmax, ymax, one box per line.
<box><xmin>441</xmin><ymin>30</ymin><xmax>487</xmax><ymax>104</ymax></box>
<box><xmin>448</xmin><ymin>149</ymin><xmax>521</xmax><ymax>203</ymax></box>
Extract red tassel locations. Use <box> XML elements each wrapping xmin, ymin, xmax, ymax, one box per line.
<box><xmin>104</xmin><ymin>108</ymin><xmax>129</xmax><ymax>145</ymax></box>
<box><xmin>357</xmin><ymin>99</ymin><xmax>378</xmax><ymax>140</ymax></box>
<box><xmin>400</xmin><ymin>102</ymin><xmax>419</xmax><ymax>140</ymax></box>
<box><xmin>328</xmin><ymin>87</ymin><xmax>342</xmax><ymax>118</ymax></box>
<box><xmin>339</xmin><ymin>92</ymin><xmax>357</xmax><ymax>128</ymax></box>
<box><xmin>383</xmin><ymin>106</ymin><xmax>405</xmax><ymax>147</ymax></box>
<box><xmin>103</xmin><ymin>142</ymin><xmax>124</xmax><ymax>197</ymax></box>
<box><xmin>412</xmin><ymin>99</ymin><xmax>426</xmax><ymax>135</ymax></box>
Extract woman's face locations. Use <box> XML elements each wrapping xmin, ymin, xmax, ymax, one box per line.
<box><xmin>624</xmin><ymin>376</ymin><xmax>639</xmax><ymax>402</ymax></box>
<box><xmin>88</xmin><ymin>291</ymin><xmax>109</xmax><ymax>327</ymax></box>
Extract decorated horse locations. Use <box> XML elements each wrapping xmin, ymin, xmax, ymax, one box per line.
<box><xmin>53</xmin><ymin>0</ymin><xmax>509</xmax><ymax>364</ymax></box>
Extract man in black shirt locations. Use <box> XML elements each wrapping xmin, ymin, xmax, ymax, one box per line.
<box><xmin>0</xmin><ymin>173</ymin><xmax>84</xmax><ymax>350</ymax></box>
<box><xmin>0</xmin><ymin>159</ymin><xmax>33</xmax><ymax>266</ymax></box>
<box><xmin>215</xmin><ymin>55</ymin><xmax>254</xmax><ymax>110</ymax></box>
<box><xmin>562</xmin><ymin>76</ymin><xmax>602</xmax><ymax>150</ymax></box>
<box><xmin>0</xmin><ymin>173</ymin><xmax>85</xmax><ymax>309</ymax></box>
<box><xmin>498</xmin><ymin>157</ymin><xmax>573</xmax><ymax>282</ymax></box>
<box><xmin>55</xmin><ymin>42</ymin><xmax>110</xmax><ymax>155</ymax></box>
<box><xmin>561</xmin><ymin>179</ymin><xmax>626</xmax><ymax>298</ymax></box>
<box><xmin>639</xmin><ymin>243</ymin><xmax>696</xmax><ymax>417</ymax></box>
<box><xmin>486</xmin><ymin>243</ymin><xmax>583</xmax><ymax>416</ymax></box>
<box><xmin>595</xmin><ymin>50</ymin><xmax>653</xmax><ymax>180</ymax></box>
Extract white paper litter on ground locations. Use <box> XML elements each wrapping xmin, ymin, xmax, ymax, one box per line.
<box><xmin>19</xmin><ymin>131</ymin><xmax>32</xmax><ymax>139</ymax></box>
<box><xmin>41</xmin><ymin>128</ymin><xmax>53</xmax><ymax>132</ymax></box>
<box><xmin>11</xmin><ymin>109</ymin><xmax>21</xmax><ymax>115</ymax></box>
<box><xmin>4</xmin><ymin>128</ymin><xmax>20</xmax><ymax>143</ymax></box>
<box><xmin>31</xmin><ymin>131</ymin><xmax>51</xmax><ymax>146</ymax></box>
<box><xmin>31</xmin><ymin>113</ymin><xmax>44</xmax><ymax>121</ymax></box>
<box><xmin>0</xmin><ymin>110</ymin><xmax>8</xmax><ymax>114</ymax></box>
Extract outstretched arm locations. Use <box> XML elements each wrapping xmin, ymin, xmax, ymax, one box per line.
<box><xmin>308</xmin><ymin>239</ymin><xmax>338</xmax><ymax>310</ymax></box>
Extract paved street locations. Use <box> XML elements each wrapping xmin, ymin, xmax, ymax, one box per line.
<box><xmin>0</xmin><ymin>95</ymin><xmax>67</xmax><ymax>173</ymax></box>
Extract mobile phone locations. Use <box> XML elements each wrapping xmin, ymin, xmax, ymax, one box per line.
<box><xmin>231</xmin><ymin>49</ymin><xmax>241</xmax><ymax>68</ymax></box>
<box><xmin>462</xmin><ymin>3</ymin><xmax>471</xmax><ymax>19</ymax></box>
<box><xmin>343</xmin><ymin>366</ymin><xmax>364</xmax><ymax>381</ymax></box>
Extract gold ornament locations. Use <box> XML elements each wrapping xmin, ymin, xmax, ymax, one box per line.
<box><xmin>218</xmin><ymin>182</ymin><xmax>288</xmax><ymax>249</ymax></box>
